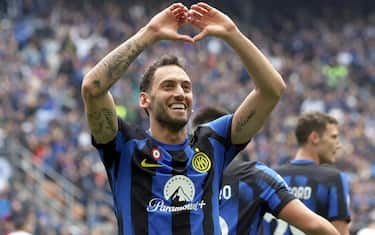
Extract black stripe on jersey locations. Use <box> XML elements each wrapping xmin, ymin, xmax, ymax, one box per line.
<box><xmin>278</xmin><ymin>164</ymin><xmax>328</xmax><ymax>215</ymax></box>
<box><xmin>236</xmin><ymin>168</ymin><xmax>270</xmax><ymax>234</ymax></box>
<box><xmin>92</xmin><ymin>128</ymin><xmax>123</xmax><ymax>200</ymax></box>
<box><xmin>190</xmin><ymin>126</ymin><xmax>227</xmax><ymax>148</ymax></box>
<box><xmin>275</xmin><ymin>163</ymin><xmax>345</xmax><ymax>219</ymax></box>
<box><xmin>316</xmin><ymin>179</ymin><xmax>328</xmax><ymax>219</ymax></box>
<box><xmin>131</xmin><ymin>138</ymin><xmax>158</xmax><ymax>235</ymax></box>
<box><xmin>171</xmin><ymin>150</ymin><xmax>188</xmax><ymax>174</ymax></box>
<box><xmin>169</xmin><ymin>150</ymin><xmax>191</xmax><ymax>235</ymax></box>
<box><xmin>334</xmin><ymin>173</ymin><xmax>346</xmax><ymax>219</ymax></box>
<box><xmin>191</xmin><ymin>126</ymin><xmax>222</xmax><ymax>235</ymax></box>
<box><xmin>118</xmin><ymin>210</ymin><xmax>124</xmax><ymax>235</ymax></box>
<box><xmin>225</xmin><ymin>161</ymin><xmax>296</xmax><ymax>235</ymax></box>
<box><xmin>237</xmin><ymin>190</ymin><xmax>261</xmax><ymax>235</ymax></box>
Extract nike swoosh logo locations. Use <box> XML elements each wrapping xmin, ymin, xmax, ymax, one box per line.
<box><xmin>141</xmin><ymin>159</ymin><xmax>162</xmax><ymax>168</ymax></box>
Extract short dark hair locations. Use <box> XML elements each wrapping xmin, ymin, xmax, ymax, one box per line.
<box><xmin>295</xmin><ymin>111</ymin><xmax>338</xmax><ymax>146</ymax></box>
<box><xmin>139</xmin><ymin>55</ymin><xmax>185</xmax><ymax>92</ymax></box>
<box><xmin>192</xmin><ymin>106</ymin><xmax>229</xmax><ymax>129</ymax></box>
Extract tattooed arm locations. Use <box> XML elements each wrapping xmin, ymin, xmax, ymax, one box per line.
<box><xmin>81</xmin><ymin>3</ymin><xmax>193</xmax><ymax>144</ymax></box>
<box><xmin>188</xmin><ymin>3</ymin><xmax>287</xmax><ymax>144</ymax></box>
<box><xmin>81</xmin><ymin>34</ymin><xmax>148</xmax><ymax>144</ymax></box>
<box><xmin>228</xmin><ymin>28</ymin><xmax>286</xmax><ymax>144</ymax></box>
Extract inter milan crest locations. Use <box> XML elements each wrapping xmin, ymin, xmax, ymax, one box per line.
<box><xmin>192</xmin><ymin>148</ymin><xmax>211</xmax><ymax>173</ymax></box>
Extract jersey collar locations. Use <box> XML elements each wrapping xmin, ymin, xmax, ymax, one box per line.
<box><xmin>290</xmin><ymin>159</ymin><xmax>316</xmax><ymax>165</ymax></box>
<box><xmin>146</xmin><ymin>130</ymin><xmax>189</xmax><ymax>151</ymax></box>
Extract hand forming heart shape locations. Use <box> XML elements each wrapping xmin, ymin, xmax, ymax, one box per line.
<box><xmin>146</xmin><ymin>2</ymin><xmax>237</xmax><ymax>43</ymax></box>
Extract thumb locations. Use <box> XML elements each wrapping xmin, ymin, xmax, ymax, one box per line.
<box><xmin>193</xmin><ymin>30</ymin><xmax>208</xmax><ymax>42</ymax></box>
<box><xmin>176</xmin><ymin>33</ymin><xmax>194</xmax><ymax>43</ymax></box>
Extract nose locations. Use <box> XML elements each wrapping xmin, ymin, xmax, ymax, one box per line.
<box><xmin>173</xmin><ymin>85</ymin><xmax>185</xmax><ymax>100</ymax></box>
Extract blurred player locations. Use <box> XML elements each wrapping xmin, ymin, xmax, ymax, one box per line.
<box><xmin>262</xmin><ymin>111</ymin><xmax>351</xmax><ymax>235</ymax></box>
<box><xmin>192</xmin><ymin>107</ymin><xmax>339</xmax><ymax>235</ymax></box>
<box><xmin>81</xmin><ymin>2</ymin><xmax>286</xmax><ymax>234</ymax></box>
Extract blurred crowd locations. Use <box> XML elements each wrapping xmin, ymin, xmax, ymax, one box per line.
<box><xmin>0</xmin><ymin>0</ymin><xmax>374</xmax><ymax>234</ymax></box>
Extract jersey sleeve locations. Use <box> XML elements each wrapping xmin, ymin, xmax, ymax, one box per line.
<box><xmin>328</xmin><ymin>171</ymin><xmax>351</xmax><ymax>222</ymax></box>
<box><xmin>255</xmin><ymin>163</ymin><xmax>296</xmax><ymax>216</ymax></box>
<box><xmin>91</xmin><ymin>118</ymin><xmax>137</xmax><ymax>171</ymax></box>
<box><xmin>204</xmin><ymin>114</ymin><xmax>249</xmax><ymax>165</ymax></box>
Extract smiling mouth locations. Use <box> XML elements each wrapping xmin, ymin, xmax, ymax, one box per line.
<box><xmin>169</xmin><ymin>103</ymin><xmax>186</xmax><ymax>111</ymax></box>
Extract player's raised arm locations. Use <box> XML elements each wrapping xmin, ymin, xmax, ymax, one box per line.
<box><xmin>278</xmin><ymin>199</ymin><xmax>340</xmax><ymax>235</ymax></box>
<box><xmin>188</xmin><ymin>2</ymin><xmax>286</xmax><ymax>144</ymax></box>
<box><xmin>81</xmin><ymin>3</ymin><xmax>193</xmax><ymax>144</ymax></box>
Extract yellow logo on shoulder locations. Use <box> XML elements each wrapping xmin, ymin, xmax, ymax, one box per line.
<box><xmin>192</xmin><ymin>151</ymin><xmax>211</xmax><ymax>173</ymax></box>
<box><xmin>141</xmin><ymin>159</ymin><xmax>162</xmax><ymax>168</ymax></box>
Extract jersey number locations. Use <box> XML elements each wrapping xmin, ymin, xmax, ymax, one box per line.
<box><xmin>264</xmin><ymin>213</ymin><xmax>305</xmax><ymax>235</ymax></box>
<box><xmin>290</xmin><ymin>186</ymin><xmax>312</xmax><ymax>200</ymax></box>
<box><xmin>219</xmin><ymin>185</ymin><xmax>232</xmax><ymax>200</ymax></box>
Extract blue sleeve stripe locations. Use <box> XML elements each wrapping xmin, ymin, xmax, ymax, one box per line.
<box><xmin>340</xmin><ymin>172</ymin><xmax>350</xmax><ymax>208</ymax></box>
<box><xmin>328</xmin><ymin>186</ymin><xmax>339</xmax><ymax>218</ymax></box>
<box><xmin>256</xmin><ymin>164</ymin><xmax>282</xmax><ymax>179</ymax></box>
<box><xmin>295</xmin><ymin>175</ymin><xmax>308</xmax><ymax>186</ymax></box>
<box><xmin>255</xmin><ymin>163</ymin><xmax>293</xmax><ymax>211</ymax></box>
<box><xmin>206</xmin><ymin>114</ymin><xmax>232</xmax><ymax>138</ymax></box>
<box><xmin>269</xmin><ymin>195</ymin><xmax>282</xmax><ymax>211</ymax></box>
<box><xmin>339</xmin><ymin>172</ymin><xmax>351</xmax><ymax>219</ymax></box>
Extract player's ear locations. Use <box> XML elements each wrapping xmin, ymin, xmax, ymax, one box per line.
<box><xmin>139</xmin><ymin>92</ymin><xmax>151</xmax><ymax>109</ymax></box>
<box><xmin>309</xmin><ymin>131</ymin><xmax>320</xmax><ymax>145</ymax></box>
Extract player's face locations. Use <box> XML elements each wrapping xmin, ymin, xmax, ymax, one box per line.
<box><xmin>317</xmin><ymin>123</ymin><xmax>341</xmax><ymax>164</ymax></box>
<box><xmin>148</xmin><ymin>65</ymin><xmax>193</xmax><ymax>131</ymax></box>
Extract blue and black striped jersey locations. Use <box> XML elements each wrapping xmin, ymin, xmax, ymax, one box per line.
<box><xmin>92</xmin><ymin>114</ymin><xmax>247</xmax><ymax>235</ymax></box>
<box><xmin>261</xmin><ymin>159</ymin><xmax>351</xmax><ymax>235</ymax></box>
<box><xmin>219</xmin><ymin>161</ymin><xmax>295</xmax><ymax>235</ymax></box>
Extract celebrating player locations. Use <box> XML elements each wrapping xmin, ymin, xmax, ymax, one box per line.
<box><xmin>81</xmin><ymin>2</ymin><xmax>286</xmax><ymax>234</ymax></box>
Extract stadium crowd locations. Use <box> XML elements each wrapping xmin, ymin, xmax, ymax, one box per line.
<box><xmin>0</xmin><ymin>0</ymin><xmax>374</xmax><ymax>234</ymax></box>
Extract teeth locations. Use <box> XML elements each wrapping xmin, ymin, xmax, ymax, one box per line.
<box><xmin>171</xmin><ymin>104</ymin><xmax>185</xmax><ymax>109</ymax></box>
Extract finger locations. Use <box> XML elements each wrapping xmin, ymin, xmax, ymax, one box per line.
<box><xmin>176</xmin><ymin>34</ymin><xmax>194</xmax><ymax>43</ymax></box>
<box><xmin>175</xmin><ymin>12</ymin><xmax>188</xmax><ymax>22</ymax></box>
<box><xmin>177</xmin><ymin>15</ymin><xmax>188</xmax><ymax>24</ymax></box>
<box><xmin>172</xmin><ymin>6</ymin><xmax>188</xmax><ymax>16</ymax></box>
<box><xmin>196</xmin><ymin>2</ymin><xmax>212</xmax><ymax>11</ymax></box>
<box><xmin>172</xmin><ymin>7</ymin><xmax>188</xmax><ymax>23</ymax></box>
<box><xmin>190</xmin><ymin>4</ymin><xmax>209</xmax><ymax>15</ymax></box>
<box><xmin>188</xmin><ymin>17</ymin><xmax>205</xmax><ymax>29</ymax></box>
<box><xmin>189</xmin><ymin>9</ymin><xmax>203</xmax><ymax>19</ymax></box>
<box><xmin>170</xmin><ymin>3</ymin><xmax>186</xmax><ymax>11</ymax></box>
<box><xmin>193</xmin><ymin>30</ymin><xmax>207</xmax><ymax>42</ymax></box>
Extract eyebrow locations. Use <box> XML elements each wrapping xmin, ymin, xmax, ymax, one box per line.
<box><xmin>160</xmin><ymin>79</ymin><xmax>191</xmax><ymax>85</ymax></box>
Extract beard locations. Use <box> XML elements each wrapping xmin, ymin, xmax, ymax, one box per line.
<box><xmin>151</xmin><ymin>99</ymin><xmax>191</xmax><ymax>133</ymax></box>
<box><xmin>320</xmin><ymin>153</ymin><xmax>336</xmax><ymax>164</ymax></box>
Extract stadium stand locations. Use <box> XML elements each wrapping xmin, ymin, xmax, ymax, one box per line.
<box><xmin>0</xmin><ymin>0</ymin><xmax>374</xmax><ymax>234</ymax></box>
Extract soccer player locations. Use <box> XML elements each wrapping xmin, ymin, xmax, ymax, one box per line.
<box><xmin>81</xmin><ymin>2</ymin><xmax>286</xmax><ymax>235</ymax></box>
<box><xmin>262</xmin><ymin>111</ymin><xmax>351</xmax><ymax>235</ymax></box>
<box><xmin>192</xmin><ymin>107</ymin><xmax>340</xmax><ymax>235</ymax></box>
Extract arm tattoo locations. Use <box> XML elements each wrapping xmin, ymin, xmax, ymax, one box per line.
<box><xmin>87</xmin><ymin>108</ymin><xmax>117</xmax><ymax>138</ymax></box>
<box><xmin>103</xmin><ymin>40</ymin><xmax>146</xmax><ymax>83</ymax></box>
<box><xmin>93</xmin><ymin>80</ymin><xmax>101</xmax><ymax>89</ymax></box>
<box><xmin>88</xmin><ymin>40</ymin><xmax>147</xmax><ymax>96</ymax></box>
<box><xmin>235</xmin><ymin>110</ymin><xmax>256</xmax><ymax>132</ymax></box>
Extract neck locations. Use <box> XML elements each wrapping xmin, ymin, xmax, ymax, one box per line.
<box><xmin>295</xmin><ymin>146</ymin><xmax>320</xmax><ymax>164</ymax></box>
<box><xmin>149</xmin><ymin>123</ymin><xmax>187</xmax><ymax>144</ymax></box>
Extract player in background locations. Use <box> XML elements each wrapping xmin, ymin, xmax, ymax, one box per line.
<box><xmin>262</xmin><ymin>111</ymin><xmax>351</xmax><ymax>235</ymax></box>
<box><xmin>81</xmin><ymin>2</ymin><xmax>286</xmax><ymax>234</ymax></box>
<box><xmin>192</xmin><ymin>107</ymin><xmax>339</xmax><ymax>235</ymax></box>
